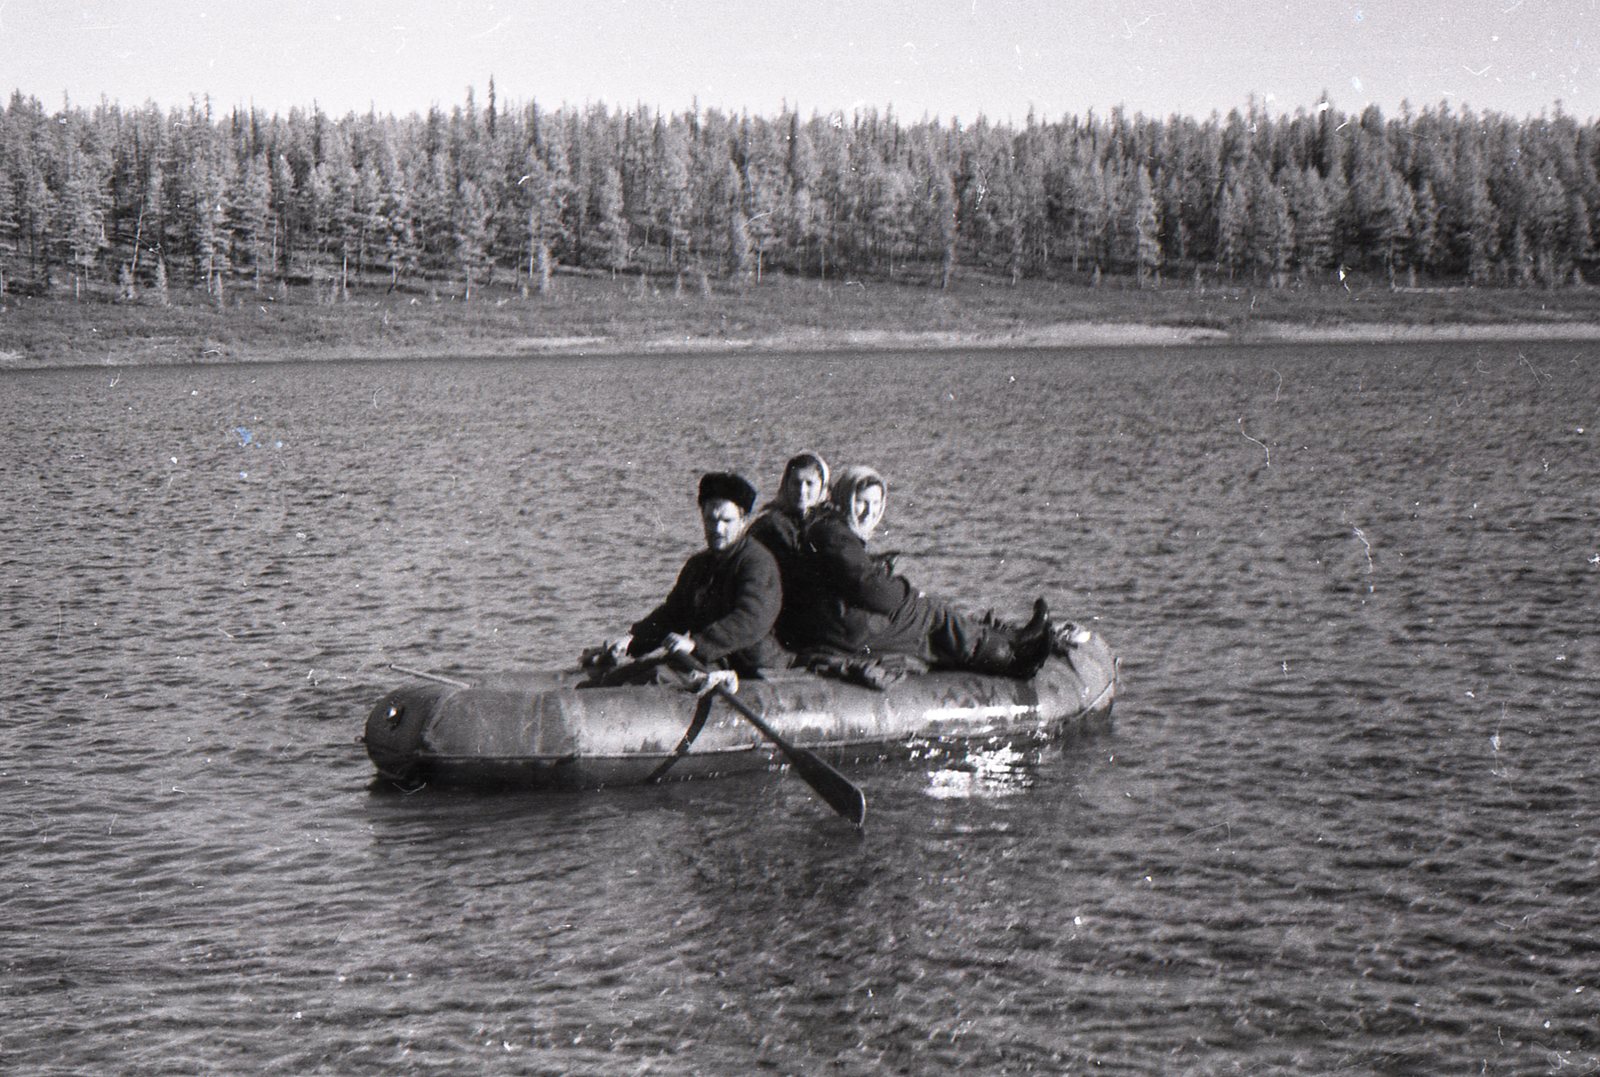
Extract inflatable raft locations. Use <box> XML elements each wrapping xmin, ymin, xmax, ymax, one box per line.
<box><xmin>364</xmin><ymin>625</ymin><xmax>1117</xmax><ymax>790</ymax></box>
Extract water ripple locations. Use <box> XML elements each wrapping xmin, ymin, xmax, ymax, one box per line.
<box><xmin>3</xmin><ymin>345</ymin><xmax>1598</xmax><ymax>1073</ymax></box>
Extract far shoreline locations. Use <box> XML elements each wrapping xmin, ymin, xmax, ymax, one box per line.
<box><xmin>7</xmin><ymin>319</ymin><xmax>1600</xmax><ymax>371</ymax></box>
<box><xmin>5</xmin><ymin>273</ymin><xmax>1600</xmax><ymax>369</ymax></box>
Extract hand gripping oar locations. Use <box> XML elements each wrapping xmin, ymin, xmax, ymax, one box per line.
<box><xmin>677</xmin><ymin>654</ymin><xmax>866</xmax><ymax>828</ymax></box>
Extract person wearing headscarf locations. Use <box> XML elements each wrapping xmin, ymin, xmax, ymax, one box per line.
<box><xmin>587</xmin><ymin>471</ymin><xmax>786</xmax><ymax>688</ymax></box>
<box><xmin>788</xmin><ymin>465</ymin><xmax>1054</xmax><ymax>678</ymax></box>
<box><xmin>747</xmin><ymin>450</ymin><xmax>830</xmax><ymax>650</ymax></box>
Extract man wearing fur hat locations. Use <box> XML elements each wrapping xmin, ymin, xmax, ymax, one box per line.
<box><xmin>587</xmin><ymin>471</ymin><xmax>786</xmax><ymax>688</ymax></box>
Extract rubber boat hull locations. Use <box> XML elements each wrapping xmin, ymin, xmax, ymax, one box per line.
<box><xmin>364</xmin><ymin>627</ymin><xmax>1117</xmax><ymax>789</ymax></box>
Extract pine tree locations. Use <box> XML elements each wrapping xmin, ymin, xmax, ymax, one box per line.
<box><xmin>367</xmin><ymin>137</ymin><xmax>417</xmax><ymax>289</ymax></box>
<box><xmin>1288</xmin><ymin>167</ymin><xmax>1335</xmax><ymax>278</ymax></box>
<box><xmin>727</xmin><ymin>168</ymin><xmax>753</xmax><ymax>285</ymax></box>
<box><xmin>412</xmin><ymin>153</ymin><xmax>455</xmax><ymax>280</ymax></box>
<box><xmin>0</xmin><ymin>145</ymin><xmax>17</xmax><ymax>278</ymax></box>
<box><xmin>1129</xmin><ymin>165</ymin><xmax>1163</xmax><ymax>287</ymax></box>
<box><xmin>1076</xmin><ymin>156</ymin><xmax>1114</xmax><ymax>275</ymax></box>
<box><xmin>1347</xmin><ymin>137</ymin><xmax>1413</xmax><ymax>282</ymax></box>
<box><xmin>934</xmin><ymin>167</ymin><xmax>959</xmax><ymax>289</ymax></box>
<box><xmin>1559</xmin><ymin>191</ymin><xmax>1592</xmax><ymax>283</ymax></box>
<box><xmin>1408</xmin><ymin>179</ymin><xmax>1442</xmax><ymax>277</ymax></box>
<box><xmin>517</xmin><ymin>140</ymin><xmax>569</xmax><ymax>295</ymax></box>
<box><xmin>781</xmin><ymin>111</ymin><xmax>820</xmax><ymax>271</ymax></box>
<box><xmin>743</xmin><ymin>157</ymin><xmax>782</xmax><ymax>282</ymax></box>
<box><xmin>955</xmin><ymin>122</ymin><xmax>998</xmax><ymax>270</ymax></box>
<box><xmin>151</xmin><ymin>255</ymin><xmax>170</xmax><ymax>306</ymax></box>
<box><xmin>1013</xmin><ymin>136</ymin><xmax>1049</xmax><ymax>278</ymax></box>
<box><xmin>454</xmin><ymin>176</ymin><xmax>492</xmax><ymax>300</ymax></box>
<box><xmin>863</xmin><ymin>160</ymin><xmax>913</xmax><ymax>279</ymax></box>
<box><xmin>1522</xmin><ymin>170</ymin><xmax>1567</xmax><ymax>286</ymax></box>
<box><xmin>1214</xmin><ymin>176</ymin><xmax>1249</xmax><ymax>279</ymax></box>
<box><xmin>14</xmin><ymin>142</ymin><xmax>56</xmax><ymax>285</ymax></box>
<box><xmin>1182</xmin><ymin>121</ymin><xmax>1222</xmax><ymax>263</ymax></box>
<box><xmin>1462</xmin><ymin>175</ymin><xmax>1499</xmax><ymax>284</ymax></box>
<box><xmin>351</xmin><ymin>160</ymin><xmax>382</xmax><ymax>284</ymax></box>
<box><xmin>178</xmin><ymin>125</ymin><xmax>234</xmax><ymax>296</ymax></box>
<box><xmin>1157</xmin><ymin>119</ymin><xmax>1195</xmax><ymax>263</ymax></box>
<box><xmin>327</xmin><ymin>141</ymin><xmax>360</xmax><ymax>296</ymax></box>
<box><xmin>1505</xmin><ymin>222</ymin><xmax>1533</xmax><ymax>286</ymax></box>
<box><xmin>592</xmin><ymin>165</ymin><xmax>628</xmax><ymax>272</ymax></box>
<box><xmin>57</xmin><ymin>148</ymin><xmax>110</xmax><ymax>298</ymax></box>
<box><xmin>230</xmin><ymin>153</ymin><xmax>273</xmax><ymax>290</ymax></box>
<box><xmin>270</xmin><ymin>153</ymin><xmax>297</xmax><ymax>279</ymax></box>
<box><xmin>653</xmin><ymin>122</ymin><xmax>693</xmax><ymax>284</ymax></box>
<box><xmin>811</xmin><ymin>117</ymin><xmax>852</xmax><ymax>279</ymax></box>
<box><xmin>1247</xmin><ymin>171</ymin><xmax>1293</xmax><ymax>286</ymax></box>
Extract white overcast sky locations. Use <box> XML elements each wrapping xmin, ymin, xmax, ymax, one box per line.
<box><xmin>3</xmin><ymin>0</ymin><xmax>1597</xmax><ymax>121</ymax></box>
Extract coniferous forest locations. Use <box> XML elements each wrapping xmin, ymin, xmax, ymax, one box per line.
<box><xmin>2</xmin><ymin>84</ymin><xmax>1598</xmax><ymax>304</ymax></box>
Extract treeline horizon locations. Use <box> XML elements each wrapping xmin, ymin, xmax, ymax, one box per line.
<box><xmin>2</xmin><ymin>84</ymin><xmax>1597</xmax><ymax>304</ymax></box>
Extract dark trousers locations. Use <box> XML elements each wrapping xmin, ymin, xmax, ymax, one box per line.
<box><xmin>861</xmin><ymin>593</ymin><xmax>989</xmax><ymax>667</ymax></box>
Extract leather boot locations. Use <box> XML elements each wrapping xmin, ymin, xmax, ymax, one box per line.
<box><xmin>1017</xmin><ymin>597</ymin><xmax>1050</xmax><ymax>639</ymax></box>
<box><xmin>967</xmin><ymin>630</ymin><xmax>1021</xmax><ymax>677</ymax></box>
<box><xmin>968</xmin><ymin>622</ymin><xmax>1053</xmax><ymax>679</ymax></box>
<box><xmin>1009</xmin><ymin>614</ymin><xmax>1054</xmax><ymax>678</ymax></box>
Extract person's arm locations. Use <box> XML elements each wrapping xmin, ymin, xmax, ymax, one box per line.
<box><xmin>691</xmin><ymin>544</ymin><xmax>782</xmax><ymax>662</ymax></box>
<box><xmin>812</xmin><ymin>522</ymin><xmax>911</xmax><ymax>614</ymax></box>
<box><xmin>627</xmin><ymin>557</ymin><xmax>698</xmax><ymax>655</ymax></box>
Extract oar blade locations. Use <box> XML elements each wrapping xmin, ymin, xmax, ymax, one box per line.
<box><xmin>709</xmin><ymin>683</ymin><xmax>867</xmax><ymax>828</ymax></box>
<box><xmin>786</xmin><ymin>748</ymin><xmax>867</xmax><ymax>828</ymax></box>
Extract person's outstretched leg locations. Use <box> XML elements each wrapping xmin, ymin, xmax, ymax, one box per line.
<box><xmin>926</xmin><ymin>598</ymin><xmax>1053</xmax><ymax>678</ymax></box>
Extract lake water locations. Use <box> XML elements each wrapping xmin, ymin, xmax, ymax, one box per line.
<box><xmin>2</xmin><ymin>341</ymin><xmax>1596</xmax><ymax>1074</ymax></box>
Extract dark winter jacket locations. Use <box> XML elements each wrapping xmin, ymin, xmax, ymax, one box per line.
<box><xmin>628</xmin><ymin>534</ymin><xmax>786</xmax><ymax>672</ymax></box>
<box><xmin>788</xmin><ymin>510</ymin><xmax>934</xmax><ymax>656</ymax></box>
<box><xmin>748</xmin><ymin>505</ymin><xmax>815</xmax><ymax>649</ymax></box>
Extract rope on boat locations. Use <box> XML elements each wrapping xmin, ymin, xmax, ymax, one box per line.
<box><xmin>1080</xmin><ymin>657</ymin><xmax>1119</xmax><ymax>715</ymax></box>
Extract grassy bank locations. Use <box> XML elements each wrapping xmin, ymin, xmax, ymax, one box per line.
<box><xmin>5</xmin><ymin>268</ymin><xmax>1600</xmax><ymax>368</ymax></box>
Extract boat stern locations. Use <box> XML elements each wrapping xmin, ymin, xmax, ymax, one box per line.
<box><xmin>363</xmin><ymin>682</ymin><xmax>451</xmax><ymax>784</ymax></box>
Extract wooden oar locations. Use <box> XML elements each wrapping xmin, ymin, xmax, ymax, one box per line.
<box><xmin>677</xmin><ymin>654</ymin><xmax>866</xmax><ymax>828</ymax></box>
<box><xmin>389</xmin><ymin>663</ymin><xmax>471</xmax><ymax>688</ymax></box>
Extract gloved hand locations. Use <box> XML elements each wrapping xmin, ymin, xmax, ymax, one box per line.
<box><xmin>692</xmin><ymin>668</ymin><xmax>739</xmax><ymax>696</ymax></box>
<box><xmin>581</xmin><ymin>634</ymin><xmax>632</xmax><ymax>668</ymax></box>
<box><xmin>662</xmin><ymin>632</ymin><xmax>696</xmax><ymax>658</ymax></box>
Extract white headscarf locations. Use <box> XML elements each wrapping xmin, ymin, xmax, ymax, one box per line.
<box><xmin>781</xmin><ymin>450</ymin><xmax>831</xmax><ymax>495</ymax></box>
<box><xmin>827</xmin><ymin>464</ymin><xmax>886</xmax><ymax>515</ymax></box>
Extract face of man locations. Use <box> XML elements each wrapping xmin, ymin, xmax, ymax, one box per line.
<box><xmin>701</xmin><ymin>498</ymin><xmax>748</xmax><ymax>552</ymax></box>
<box><xmin>782</xmin><ymin>465</ymin><xmax>826</xmax><ymax>514</ymax></box>
<box><xmin>848</xmin><ymin>482</ymin><xmax>885</xmax><ymax>541</ymax></box>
